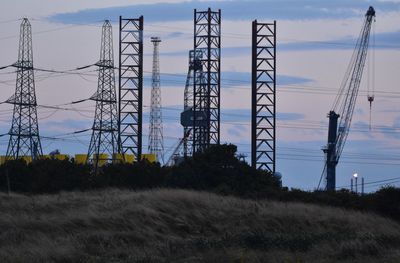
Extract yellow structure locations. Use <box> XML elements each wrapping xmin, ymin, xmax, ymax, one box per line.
<box><xmin>93</xmin><ymin>153</ymin><xmax>108</xmax><ymax>167</ymax></box>
<box><xmin>39</xmin><ymin>155</ymin><xmax>51</xmax><ymax>160</ymax></box>
<box><xmin>75</xmin><ymin>154</ymin><xmax>88</xmax><ymax>164</ymax></box>
<box><xmin>141</xmin><ymin>153</ymin><xmax>157</xmax><ymax>163</ymax></box>
<box><xmin>21</xmin><ymin>156</ymin><xmax>32</xmax><ymax>164</ymax></box>
<box><xmin>0</xmin><ymin>156</ymin><xmax>8</xmax><ymax>165</ymax></box>
<box><xmin>112</xmin><ymin>153</ymin><xmax>124</xmax><ymax>164</ymax></box>
<box><xmin>0</xmin><ymin>156</ymin><xmax>26</xmax><ymax>165</ymax></box>
<box><xmin>110</xmin><ymin>153</ymin><xmax>137</xmax><ymax>164</ymax></box>
<box><xmin>54</xmin><ymin>154</ymin><xmax>69</xmax><ymax>161</ymax></box>
<box><xmin>125</xmin><ymin>154</ymin><xmax>135</xmax><ymax>164</ymax></box>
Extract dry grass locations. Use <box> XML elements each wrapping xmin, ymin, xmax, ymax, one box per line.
<box><xmin>0</xmin><ymin>189</ymin><xmax>400</xmax><ymax>262</ymax></box>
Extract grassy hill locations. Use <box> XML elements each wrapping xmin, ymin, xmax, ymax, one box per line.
<box><xmin>1</xmin><ymin>189</ymin><xmax>400</xmax><ymax>263</ymax></box>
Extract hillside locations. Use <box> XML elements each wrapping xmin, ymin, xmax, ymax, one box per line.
<box><xmin>1</xmin><ymin>189</ymin><xmax>400</xmax><ymax>263</ymax></box>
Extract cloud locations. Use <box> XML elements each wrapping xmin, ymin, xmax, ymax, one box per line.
<box><xmin>227</xmin><ymin>126</ymin><xmax>244</xmax><ymax>137</ymax></box>
<box><xmin>165</xmin><ymin>31</ymin><xmax>186</xmax><ymax>39</ymax></box>
<box><xmin>279</xmin><ymin>30</ymin><xmax>400</xmax><ymax>51</ymax></box>
<box><xmin>221</xmin><ymin>108</ymin><xmax>305</xmax><ymax>123</ymax></box>
<box><xmin>48</xmin><ymin>0</ymin><xmax>400</xmax><ymax>24</ymax></box>
<box><xmin>351</xmin><ymin>120</ymin><xmax>374</xmax><ymax>139</ymax></box>
<box><xmin>155</xmin><ymin>28</ymin><xmax>400</xmax><ymax>58</ymax></box>
<box><xmin>377</xmin><ymin>116</ymin><xmax>400</xmax><ymax>140</ymax></box>
<box><xmin>143</xmin><ymin>71</ymin><xmax>312</xmax><ymax>88</ymax></box>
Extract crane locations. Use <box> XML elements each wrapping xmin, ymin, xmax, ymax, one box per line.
<box><xmin>165</xmin><ymin>129</ymin><xmax>191</xmax><ymax>166</ymax></box>
<box><xmin>165</xmin><ymin>50</ymin><xmax>204</xmax><ymax>166</ymax></box>
<box><xmin>322</xmin><ymin>6</ymin><xmax>375</xmax><ymax>191</ymax></box>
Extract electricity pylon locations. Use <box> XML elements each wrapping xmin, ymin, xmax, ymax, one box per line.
<box><xmin>6</xmin><ymin>18</ymin><xmax>42</xmax><ymax>159</ymax></box>
<box><xmin>87</xmin><ymin>20</ymin><xmax>118</xmax><ymax>170</ymax></box>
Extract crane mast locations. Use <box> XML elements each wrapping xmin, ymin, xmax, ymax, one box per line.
<box><xmin>324</xmin><ymin>6</ymin><xmax>375</xmax><ymax>191</ymax></box>
<box><xmin>165</xmin><ymin>50</ymin><xmax>204</xmax><ymax>166</ymax></box>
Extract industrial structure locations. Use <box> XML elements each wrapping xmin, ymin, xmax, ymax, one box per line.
<box><xmin>251</xmin><ymin>20</ymin><xmax>276</xmax><ymax>174</ymax></box>
<box><xmin>323</xmin><ymin>6</ymin><xmax>375</xmax><ymax>191</ymax></box>
<box><xmin>6</xmin><ymin>18</ymin><xmax>42</xmax><ymax>160</ymax></box>
<box><xmin>191</xmin><ymin>8</ymin><xmax>221</xmax><ymax>153</ymax></box>
<box><xmin>0</xmin><ymin>6</ymin><xmax>386</xmax><ymax>194</ymax></box>
<box><xmin>118</xmin><ymin>16</ymin><xmax>144</xmax><ymax>161</ymax></box>
<box><xmin>148</xmin><ymin>37</ymin><xmax>164</xmax><ymax>163</ymax></box>
<box><xmin>181</xmin><ymin>49</ymin><xmax>204</xmax><ymax>157</ymax></box>
<box><xmin>165</xmin><ymin>49</ymin><xmax>204</xmax><ymax>166</ymax></box>
<box><xmin>87</xmin><ymin>20</ymin><xmax>119</xmax><ymax>170</ymax></box>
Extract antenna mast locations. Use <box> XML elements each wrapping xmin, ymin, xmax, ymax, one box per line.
<box><xmin>148</xmin><ymin>36</ymin><xmax>164</xmax><ymax>163</ymax></box>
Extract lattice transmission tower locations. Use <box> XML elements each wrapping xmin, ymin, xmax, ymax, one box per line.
<box><xmin>87</xmin><ymin>20</ymin><xmax>118</xmax><ymax>168</ymax></box>
<box><xmin>148</xmin><ymin>37</ymin><xmax>164</xmax><ymax>163</ymax></box>
<box><xmin>192</xmin><ymin>8</ymin><xmax>221</xmax><ymax>153</ymax></box>
<box><xmin>6</xmin><ymin>18</ymin><xmax>42</xmax><ymax>159</ymax></box>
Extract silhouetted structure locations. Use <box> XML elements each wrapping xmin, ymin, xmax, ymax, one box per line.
<box><xmin>251</xmin><ymin>20</ymin><xmax>276</xmax><ymax>174</ymax></box>
<box><xmin>6</xmin><ymin>18</ymin><xmax>42</xmax><ymax>159</ymax></box>
<box><xmin>118</xmin><ymin>16</ymin><xmax>143</xmax><ymax>161</ymax></box>
<box><xmin>181</xmin><ymin>50</ymin><xmax>204</xmax><ymax>157</ymax></box>
<box><xmin>87</xmin><ymin>20</ymin><xmax>118</xmax><ymax>171</ymax></box>
<box><xmin>192</xmin><ymin>8</ymin><xmax>221</xmax><ymax>153</ymax></box>
<box><xmin>323</xmin><ymin>7</ymin><xmax>375</xmax><ymax>191</ymax></box>
<box><xmin>148</xmin><ymin>37</ymin><xmax>164</xmax><ymax>163</ymax></box>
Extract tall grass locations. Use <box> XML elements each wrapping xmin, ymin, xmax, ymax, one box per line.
<box><xmin>0</xmin><ymin>189</ymin><xmax>399</xmax><ymax>262</ymax></box>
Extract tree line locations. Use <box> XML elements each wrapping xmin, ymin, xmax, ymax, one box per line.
<box><xmin>0</xmin><ymin>144</ymin><xmax>399</xmax><ymax>222</ymax></box>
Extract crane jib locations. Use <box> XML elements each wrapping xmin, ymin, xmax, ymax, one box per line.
<box><xmin>322</xmin><ymin>6</ymin><xmax>375</xmax><ymax>191</ymax></box>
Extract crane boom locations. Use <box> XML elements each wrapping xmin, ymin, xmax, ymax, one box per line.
<box><xmin>165</xmin><ymin>50</ymin><xmax>204</xmax><ymax>166</ymax></box>
<box><xmin>165</xmin><ymin>129</ymin><xmax>191</xmax><ymax>166</ymax></box>
<box><xmin>324</xmin><ymin>6</ymin><xmax>375</xmax><ymax>191</ymax></box>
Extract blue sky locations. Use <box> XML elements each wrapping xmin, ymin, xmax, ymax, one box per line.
<box><xmin>49</xmin><ymin>0</ymin><xmax>400</xmax><ymax>23</ymax></box>
<box><xmin>0</xmin><ymin>0</ymin><xmax>400</xmax><ymax>191</ymax></box>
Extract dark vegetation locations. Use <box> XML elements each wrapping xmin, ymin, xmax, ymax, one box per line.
<box><xmin>1</xmin><ymin>189</ymin><xmax>400</xmax><ymax>263</ymax></box>
<box><xmin>0</xmin><ymin>144</ymin><xmax>399</xmax><ymax>222</ymax></box>
<box><xmin>0</xmin><ymin>144</ymin><xmax>280</xmax><ymax>194</ymax></box>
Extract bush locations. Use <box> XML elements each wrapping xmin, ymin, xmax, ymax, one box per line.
<box><xmin>0</xmin><ymin>144</ymin><xmax>282</xmax><ymax>195</ymax></box>
<box><xmin>0</xmin><ymin>145</ymin><xmax>399</xmax><ymax>223</ymax></box>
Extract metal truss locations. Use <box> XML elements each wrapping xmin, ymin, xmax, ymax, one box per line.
<box><xmin>182</xmin><ymin>49</ymin><xmax>203</xmax><ymax>157</ymax></box>
<box><xmin>87</xmin><ymin>20</ymin><xmax>118</xmax><ymax>170</ymax></box>
<box><xmin>148</xmin><ymin>37</ymin><xmax>164</xmax><ymax>163</ymax></box>
<box><xmin>192</xmin><ymin>8</ymin><xmax>221</xmax><ymax>153</ymax></box>
<box><xmin>6</xmin><ymin>18</ymin><xmax>42</xmax><ymax>159</ymax></box>
<box><xmin>251</xmin><ymin>20</ymin><xmax>276</xmax><ymax>173</ymax></box>
<box><xmin>118</xmin><ymin>16</ymin><xmax>143</xmax><ymax>160</ymax></box>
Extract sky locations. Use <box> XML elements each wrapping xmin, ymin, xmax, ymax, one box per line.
<box><xmin>0</xmin><ymin>0</ymin><xmax>400</xmax><ymax>191</ymax></box>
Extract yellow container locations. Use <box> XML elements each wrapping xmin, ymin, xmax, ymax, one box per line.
<box><xmin>141</xmin><ymin>154</ymin><xmax>157</xmax><ymax>163</ymax></box>
<box><xmin>112</xmin><ymin>153</ymin><xmax>124</xmax><ymax>164</ymax></box>
<box><xmin>125</xmin><ymin>154</ymin><xmax>135</xmax><ymax>164</ymax></box>
<box><xmin>54</xmin><ymin>154</ymin><xmax>69</xmax><ymax>161</ymax></box>
<box><xmin>21</xmin><ymin>156</ymin><xmax>32</xmax><ymax>164</ymax></box>
<box><xmin>75</xmin><ymin>154</ymin><xmax>88</xmax><ymax>164</ymax></box>
<box><xmin>93</xmin><ymin>153</ymin><xmax>108</xmax><ymax>167</ymax></box>
<box><xmin>39</xmin><ymin>155</ymin><xmax>51</xmax><ymax>160</ymax></box>
<box><xmin>1</xmin><ymin>156</ymin><xmax>16</xmax><ymax>165</ymax></box>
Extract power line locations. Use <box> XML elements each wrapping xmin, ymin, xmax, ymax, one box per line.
<box><xmin>1</xmin><ymin>18</ymin><xmax>399</xmax><ymax>49</ymax></box>
<box><xmin>336</xmin><ymin>176</ymin><xmax>400</xmax><ymax>189</ymax></box>
<box><xmin>0</xmin><ymin>19</ymin><xmax>21</xmax><ymax>24</ymax></box>
<box><xmin>146</xmin><ymin>23</ymin><xmax>400</xmax><ymax>49</ymax></box>
<box><xmin>2</xmin><ymin>66</ymin><xmax>400</xmax><ymax>99</ymax></box>
<box><xmin>141</xmin><ymin>104</ymin><xmax>400</xmax><ymax>135</ymax></box>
